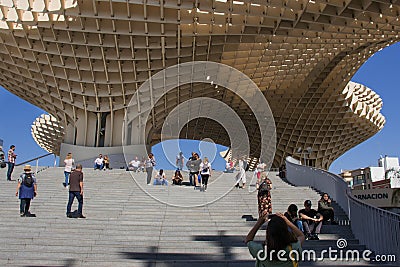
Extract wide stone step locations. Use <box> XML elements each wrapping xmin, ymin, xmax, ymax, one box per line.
<box><xmin>0</xmin><ymin>167</ymin><xmax>373</xmax><ymax>266</ymax></box>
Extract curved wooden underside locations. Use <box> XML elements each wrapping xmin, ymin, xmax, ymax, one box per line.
<box><xmin>1</xmin><ymin>0</ymin><xmax>394</xmax><ymax>168</ymax></box>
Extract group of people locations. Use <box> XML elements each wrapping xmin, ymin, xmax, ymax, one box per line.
<box><xmin>146</xmin><ymin>152</ymin><xmax>212</xmax><ymax>191</ymax></box>
<box><xmin>61</xmin><ymin>152</ymin><xmax>86</xmax><ymax>218</ymax></box>
<box><xmin>225</xmin><ymin>158</ymin><xmax>268</xmax><ymax>189</ymax></box>
<box><xmin>186</xmin><ymin>152</ymin><xmax>212</xmax><ymax>191</ymax></box>
<box><xmin>94</xmin><ymin>154</ymin><xmax>111</xmax><ymax>170</ymax></box>
<box><xmin>247</xmin><ymin>192</ymin><xmax>338</xmax><ymax>266</ymax></box>
<box><xmin>13</xmin><ymin>157</ymin><xmax>85</xmax><ymax>219</ymax></box>
<box><xmin>280</xmin><ymin>194</ymin><xmax>338</xmax><ymax>241</ymax></box>
<box><xmin>153</xmin><ymin>169</ymin><xmax>184</xmax><ymax>186</ymax></box>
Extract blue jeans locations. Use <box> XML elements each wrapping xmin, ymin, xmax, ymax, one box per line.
<box><xmin>153</xmin><ymin>179</ymin><xmax>168</xmax><ymax>186</ymax></box>
<box><xmin>7</xmin><ymin>162</ymin><xmax>14</xmax><ymax>180</ymax></box>
<box><xmin>177</xmin><ymin>163</ymin><xmax>183</xmax><ymax>170</ymax></box>
<box><xmin>64</xmin><ymin>171</ymin><xmax>71</xmax><ymax>185</ymax></box>
<box><xmin>296</xmin><ymin>220</ymin><xmax>304</xmax><ymax>232</ymax></box>
<box><xmin>288</xmin><ymin>220</ymin><xmax>304</xmax><ymax>233</ymax></box>
<box><xmin>67</xmin><ymin>191</ymin><xmax>83</xmax><ymax>215</ymax></box>
<box><xmin>20</xmin><ymin>198</ymin><xmax>31</xmax><ymax>214</ymax></box>
<box><xmin>94</xmin><ymin>163</ymin><xmax>103</xmax><ymax>170</ymax></box>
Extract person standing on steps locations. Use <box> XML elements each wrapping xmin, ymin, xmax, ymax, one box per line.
<box><xmin>63</xmin><ymin>153</ymin><xmax>74</xmax><ymax>187</ymax></box>
<box><xmin>176</xmin><ymin>151</ymin><xmax>184</xmax><ymax>171</ymax></box>
<box><xmin>235</xmin><ymin>158</ymin><xmax>246</xmax><ymax>189</ymax></box>
<box><xmin>257</xmin><ymin>174</ymin><xmax>272</xmax><ymax>217</ymax></box>
<box><xmin>16</xmin><ymin>165</ymin><xmax>37</xmax><ymax>217</ymax></box>
<box><xmin>200</xmin><ymin>157</ymin><xmax>212</xmax><ymax>191</ymax></box>
<box><xmin>7</xmin><ymin>145</ymin><xmax>17</xmax><ymax>181</ymax></box>
<box><xmin>145</xmin><ymin>153</ymin><xmax>156</xmax><ymax>185</ymax></box>
<box><xmin>186</xmin><ymin>153</ymin><xmax>201</xmax><ymax>189</ymax></box>
<box><xmin>66</xmin><ymin>164</ymin><xmax>86</xmax><ymax>218</ymax></box>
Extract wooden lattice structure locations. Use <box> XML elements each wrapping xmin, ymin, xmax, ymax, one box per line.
<box><xmin>0</xmin><ymin>0</ymin><xmax>395</xmax><ymax>168</ymax></box>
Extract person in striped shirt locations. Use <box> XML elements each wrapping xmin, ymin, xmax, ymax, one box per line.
<box><xmin>7</xmin><ymin>145</ymin><xmax>16</xmax><ymax>181</ymax></box>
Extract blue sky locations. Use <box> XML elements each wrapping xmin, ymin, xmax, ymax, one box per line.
<box><xmin>0</xmin><ymin>42</ymin><xmax>399</xmax><ymax>173</ymax></box>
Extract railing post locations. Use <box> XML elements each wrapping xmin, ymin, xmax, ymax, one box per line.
<box><xmin>347</xmin><ymin>192</ymin><xmax>351</xmax><ymax>219</ymax></box>
<box><xmin>35</xmin><ymin>158</ymin><xmax>39</xmax><ymax>175</ymax></box>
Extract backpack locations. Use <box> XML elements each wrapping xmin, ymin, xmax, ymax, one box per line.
<box><xmin>23</xmin><ymin>173</ymin><xmax>34</xmax><ymax>187</ymax></box>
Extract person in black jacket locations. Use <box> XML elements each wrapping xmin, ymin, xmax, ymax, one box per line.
<box><xmin>299</xmin><ymin>200</ymin><xmax>323</xmax><ymax>240</ymax></box>
<box><xmin>318</xmin><ymin>193</ymin><xmax>338</xmax><ymax>225</ymax></box>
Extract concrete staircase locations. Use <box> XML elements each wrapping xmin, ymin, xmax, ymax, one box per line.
<box><xmin>0</xmin><ymin>168</ymin><xmax>390</xmax><ymax>266</ymax></box>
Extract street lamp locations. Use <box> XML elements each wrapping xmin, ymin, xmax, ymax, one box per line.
<box><xmin>296</xmin><ymin>147</ymin><xmax>312</xmax><ymax>166</ymax></box>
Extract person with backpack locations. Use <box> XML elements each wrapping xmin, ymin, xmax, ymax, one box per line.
<box><xmin>15</xmin><ymin>165</ymin><xmax>37</xmax><ymax>217</ymax></box>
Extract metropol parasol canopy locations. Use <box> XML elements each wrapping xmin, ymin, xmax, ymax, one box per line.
<box><xmin>0</xmin><ymin>0</ymin><xmax>396</xmax><ymax>169</ymax></box>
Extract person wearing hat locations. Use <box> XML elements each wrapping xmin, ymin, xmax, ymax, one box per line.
<box><xmin>299</xmin><ymin>200</ymin><xmax>323</xmax><ymax>240</ymax></box>
<box><xmin>15</xmin><ymin>165</ymin><xmax>37</xmax><ymax>217</ymax></box>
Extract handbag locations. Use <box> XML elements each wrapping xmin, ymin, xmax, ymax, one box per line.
<box><xmin>198</xmin><ymin>174</ymin><xmax>201</xmax><ymax>183</ymax></box>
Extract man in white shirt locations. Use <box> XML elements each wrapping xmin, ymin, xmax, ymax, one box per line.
<box><xmin>94</xmin><ymin>154</ymin><xmax>103</xmax><ymax>170</ymax></box>
<box><xmin>128</xmin><ymin>157</ymin><xmax>141</xmax><ymax>172</ymax></box>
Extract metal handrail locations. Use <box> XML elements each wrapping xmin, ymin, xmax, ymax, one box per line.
<box><xmin>15</xmin><ymin>153</ymin><xmax>54</xmax><ymax>166</ymax></box>
<box><xmin>15</xmin><ymin>153</ymin><xmax>56</xmax><ymax>175</ymax></box>
<box><xmin>285</xmin><ymin>158</ymin><xmax>400</xmax><ymax>261</ymax></box>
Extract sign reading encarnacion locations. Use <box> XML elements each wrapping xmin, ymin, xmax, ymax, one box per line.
<box><xmin>352</xmin><ymin>188</ymin><xmax>400</xmax><ymax>208</ymax></box>
<box><xmin>355</xmin><ymin>192</ymin><xmax>389</xmax><ymax>200</ymax></box>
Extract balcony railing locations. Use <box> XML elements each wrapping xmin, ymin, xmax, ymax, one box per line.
<box><xmin>285</xmin><ymin>157</ymin><xmax>400</xmax><ymax>261</ymax></box>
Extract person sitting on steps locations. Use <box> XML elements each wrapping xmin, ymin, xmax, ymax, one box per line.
<box><xmin>318</xmin><ymin>193</ymin><xmax>338</xmax><ymax>225</ymax></box>
<box><xmin>246</xmin><ymin>212</ymin><xmax>304</xmax><ymax>266</ymax></box>
<box><xmin>153</xmin><ymin>169</ymin><xmax>168</xmax><ymax>186</ymax></box>
<box><xmin>172</xmin><ymin>169</ymin><xmax>183</xmax><ymax>185</ymax></box>
<box><xmin>284</xmin><ymin>204</ymin><xmax>304</xmax><ymax>232</ymax></box>
<box><xmin>299</xmin><ymin>200</ymin><xmax>323</xmax><ymax>240</ymax></box>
